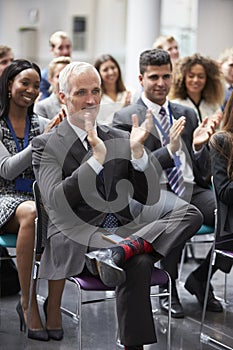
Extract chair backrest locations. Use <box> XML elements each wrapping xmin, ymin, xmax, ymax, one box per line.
<box><xmin>0</xmin><ymin>233</ymin><xmax>17</xmax><ymax>248</ymax></box>
<box><xmin>32</xmin><ymin>181</ymin><xmax>49</xmax><ymax>254</ymax></box>
<box><xmin>212</xmin><ymin>177</ymin><xmax>233</xmax><ymax>251</ymax></box>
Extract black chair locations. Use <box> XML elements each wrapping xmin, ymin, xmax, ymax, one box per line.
<box><xmin>200</xmin><ymin>178</ymin><xmax>233</xmax><ymax>349</ymax></box>
<box><xmin>31</xmin><ymin>181</ymin><xmax>172</xmax><ymax>350</ymax></box>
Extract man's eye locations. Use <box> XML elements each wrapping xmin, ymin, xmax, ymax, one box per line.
<box><xmin>93</xmin><ymin>89</ymin><xmax>101</xmax><ymax>95</ymax></box>
<box><xmin>77</xmin><ymin>90</ymin><xmax>86</xmax><ymax>96</ymax></box>
<box><xmin>163</xmin><ymin>74</ymin><xmax>171</xmax><ymax>80</ymax></box>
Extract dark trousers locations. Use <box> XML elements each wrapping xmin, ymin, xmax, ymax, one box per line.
<box><xmin>160</xmin><ymin>184</ymin><xmax>233</xmax><ymax>283</ymax></box>
<box><xmin>88</xmin><ymin>188</ymin><xmax>203</xmax><ymax>346</ymax></box>
<box><xmin>88</xmin><ymin>232</ymin><xmax>158</xmax><ymax>346</ymax></box>
<box><xmin>116</xmin><ymin>254</ymin><xmax>158</xmax><ymax>346</ymax></box>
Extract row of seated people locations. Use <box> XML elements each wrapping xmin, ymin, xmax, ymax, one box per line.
<box><xmin>0</xmin><ymin>48</ymin><xmax>233</xmax><ymax>350</ymax></box>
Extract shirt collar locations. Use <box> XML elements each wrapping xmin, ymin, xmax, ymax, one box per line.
<box><xmin>67</xmin><ymin>118</ymin><xmax>97</xmax><ymax>144</ymax></box>
<box><xmin>141</xmin><ymin>92</ymin><xmax>169</xmax><ymax>117</ymax></box>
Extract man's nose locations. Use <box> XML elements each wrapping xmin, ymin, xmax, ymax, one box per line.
<box><xmin>86</xmin><ymin>93</ymin><xmax>96</xmax><ymax>104</ymax></box>
<box><xmin>157</xmin><ymin>76</ymin><xmax>165</xmax><ymax>85</ymax></box>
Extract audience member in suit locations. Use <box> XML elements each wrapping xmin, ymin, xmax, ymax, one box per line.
<box><xmin>209</xmin><ymin>90</ymin><xmax>233</xmax><ymax>262</ymax></box>
<box><xmin>169</xmin><ymin>53</ymin><xmax>224</xmax><ymax>125</ymax></box>
<box><xmin>218</xmin><ymin>47</ymin><xmax>233</xmax><ymax>111</ymax></box>
<box><xmin>31</xmin><ymin>61</ymin><xmax>202</xmax><ymax>349</ymax></box>
<box><xmin>112</xmin><ymin>48</ymin><xmax>224</xmax><ymax>317</ymax></box>
<box><xmin>40</xmin><ymin>31</ymin><xmax>72</xmax><ymax>100</ymax></box>
<box><xmin>34</xmin><ymin>56</ymin><xmax>71</xmax><ymax>119</ymax></box>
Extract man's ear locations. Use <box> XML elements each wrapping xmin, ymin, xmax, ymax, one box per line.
<box><xmin>59</xmin><ymin>91</ymin><xmax>66</xmax><ymax>104</ymax></box>
<box><xmin>138</xmin><ymin>74</ymin><xmax>143</xmax><ymax>86</ymax></box>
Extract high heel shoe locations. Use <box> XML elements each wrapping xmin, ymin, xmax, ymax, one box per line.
<box><xmin>16</xmin><ymin>301</ymin><xmax>49</xmax><ymax>341</ymax></box>
<box><xmin>16</xmin><ymin>301</ymin><xmax>26</xmax><ymax>332</ymax></box>
<box><xmin>43</xmin><ymin>297</ymin><xmax>64</xmax><ymax>341</ymax></box>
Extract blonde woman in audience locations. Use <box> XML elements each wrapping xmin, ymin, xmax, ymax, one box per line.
<box><xmin>169</xmin><ymin>53</ymin><xmax>224</xmax><ymax>125</ymax></box>
<box><xmin>94</xmin><ymin>54</ymin><xmax>133</xmax><ymax>126</ymax></box>
<box><xmin>152</xmin><ymin>35</ymin><xmax>180</xmax><ymax>66</ymax></box>
<box><xmin>34</xmin><ymin>56</ymin><xmax>71</xmax><ymax>119</ymax></box>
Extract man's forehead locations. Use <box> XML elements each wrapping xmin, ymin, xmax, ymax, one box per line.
<box><xmin>70</xmin><ymin>75</ymin><xmax>99</xmax><ymax>85</ymax></box>
<box><xmin>145</xmin><ymin>64</ymin><xmax>171</xmax><ymax>73</ymax></box>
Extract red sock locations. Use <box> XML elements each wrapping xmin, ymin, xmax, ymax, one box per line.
<box><xmin>112</xmin><ymin>237</ymin><xmax>153</xmax><ymax>266</ymax></box>
<box><xmin>121</xmin><ymin>237</ymin><xmax>153</xmax><ymax>261</ymax></box>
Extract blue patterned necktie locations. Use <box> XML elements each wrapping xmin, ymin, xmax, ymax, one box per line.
<box><xmin>85</xmin><ymin>137</ymin><xmax>119</xmax><ymax>232</ymax></box>
<box><xmin>159</xmin><ymin>107</ymin><xmax>185</xmax><ymax>197</ymax></box>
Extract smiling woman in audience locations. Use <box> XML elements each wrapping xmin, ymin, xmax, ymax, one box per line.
<box><xmin>0</xmin><ymin>59</ymin><xmax>61</xmax><ymax>341</ymax></box>
<box><xmin>169</xmin><ymin>53</ymin><xmax>224</xmax><ymax>125</ymax></box>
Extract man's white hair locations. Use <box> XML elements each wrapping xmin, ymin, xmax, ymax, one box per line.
<box><xmin>59</xmin><ymin>61</ymin><xmax>101</xmax><ymax>95</ymax></box>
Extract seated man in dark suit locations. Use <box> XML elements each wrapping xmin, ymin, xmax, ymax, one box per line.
<box><xmin>112</xmin><ymin>48</ymin><xmax>224</xmax><ymax>317</ymax></box>
<box><xmin>32</xmin><ymin>61</ymin><xmax>202</xmax><ymax>349</ymax></box>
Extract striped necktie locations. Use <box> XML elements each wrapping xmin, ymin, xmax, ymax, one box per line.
<box><xmin>85</xmin><ymin>136</ymin><xmax>119</xmax><ymax>232</ymax></box>
<box><xmin>159</xmin><ymin>107</ymin><xmax>185</xmax><ymax>197</ymax></box>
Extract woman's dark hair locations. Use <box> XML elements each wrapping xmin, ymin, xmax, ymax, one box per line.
<box><xmin>94</xmin><ymin>54</ymin><xmax>126</xmax><ymax>94</ymax></box>
<box><xmin>0</xmin><ymin>59</ymin><xmax>41</xmax><ymax>119</ymax></box>
<box><xmin>210</xmin><ymin>90</ymin><xmax>233</xmax><ymax>179</ymax></box>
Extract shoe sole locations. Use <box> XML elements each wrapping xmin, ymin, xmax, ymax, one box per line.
<box><xmin>85</xmin><ymin>252</ymin><xmax>99</xmax><ymax>275</ymax></box>
<box><xmin>85</xmin><ymin>252</ymin><xmax>126</xmax><ymax>287</ymax></box>
<box><xmin>96</xmin><ymin>260</ymin><xmax>126</xmax><ymax>287</ymax></box>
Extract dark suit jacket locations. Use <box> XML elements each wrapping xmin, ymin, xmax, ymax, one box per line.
<box><xmin>113</xmin><ymin>98</ymin><xmax>211</xmax><ymax>188</ymax></box>
<box><xmin>31</xmin><ymin>118</ymin><xmax>161</xmax><ymax>276</ymax></box>
<box><xmin>210</xmin><ymin>133</ymin><xmax>233</xmax><ymax>250</ymax></box>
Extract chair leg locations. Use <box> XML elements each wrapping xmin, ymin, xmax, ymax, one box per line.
<box><xmin>178</xmin><ymin>244</ymin><xmax>187</xmax><ymax>282</ymax></box>
<box><xmin>224</xmin><ymin>273</ymin><xmax>228</xmax><ymax>303</ymax></box>
<box><xmin>200</xmin><ymin>248</ymin><xmax>216</xmax><ymax>339</ymax></box>
<box><xmin>166</xmin><ymin>273</ymin><xmax>171</xmax><ymax>350</ymax></box>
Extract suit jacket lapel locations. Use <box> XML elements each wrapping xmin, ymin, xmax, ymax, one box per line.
<box><xmin>97</xmin><ymin>125</ymin><xmax>116</xmax><ymax>198</ymax></box>
<box><xmin>137</xmin><ymin>98</ymin><xmax>163</xmax><ymax>149</ymax></box>
<box><xmin>57</xmin><ymin>119</ymin><xmax>89</xmax><ymax>166</ymax></box>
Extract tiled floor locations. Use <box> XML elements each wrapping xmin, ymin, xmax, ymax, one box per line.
<box><xmin>1</xmin><ymin>251</ymin><xmax>233</xmax><ymax>350</ymax></box>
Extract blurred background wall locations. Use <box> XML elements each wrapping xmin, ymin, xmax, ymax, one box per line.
<box><xmin>0</xmin><ymin>0</ymin><xmax>232</xmax><ymax>90</ymax></box>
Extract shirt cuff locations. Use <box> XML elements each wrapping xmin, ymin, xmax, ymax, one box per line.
<box><xmin>192</xmin><ymin>144</ymin><xmax>204</xmax><ymax>154</ymax></box>
<box><xmin>131</xmin><ymin>149</ymin><xmax>148</xmax><ymax>171</ymax></box>
<box><xmin>87</xmin><ymin>156</ymin><xmax>104</xmax><ymax>174</ymax></box>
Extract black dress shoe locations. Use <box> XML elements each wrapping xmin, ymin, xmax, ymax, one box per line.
<box><xmin>85</xmin><ymin>249</ymin><xmax>126</xmax><ymax>287</ymax></box>
<box><xmin>184</xmin><ymin>272</ymin><xmax>223</xmax><ymax>312</ymax></box>
<box><xmin>159</xmin><ymin>284</ymin><xmax>184</xmax><ymax>318</ymax></box>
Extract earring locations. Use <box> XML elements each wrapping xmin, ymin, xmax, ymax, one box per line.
<box><xmin>8</xmin><ymin>91</ymin><xmax>11</xmax><ymax>99</ymax></box>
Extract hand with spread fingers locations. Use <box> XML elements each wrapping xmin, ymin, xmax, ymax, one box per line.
<box><xmin>193</xmin><ymin>116</ymin><xmax>216</xmax><ymax>151</ymax></box>
<box><xmin>85</xmin><ymin>116</ymin><xmax>107</xmax><ymax>165</ymax></box>
<box><xmin>169</xmin><ymin>116</ymin><xmax>186</xmax><ymax>154</ymax></box>
<box><xmin>44</xmin><ymin>107</ymin><xmax>67</xmax><ymax>133</ymax></box>
<box><xmin>130</xmin><ymin>109</ymin><xmax>153</xmax><ymax>159</ymax></box>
